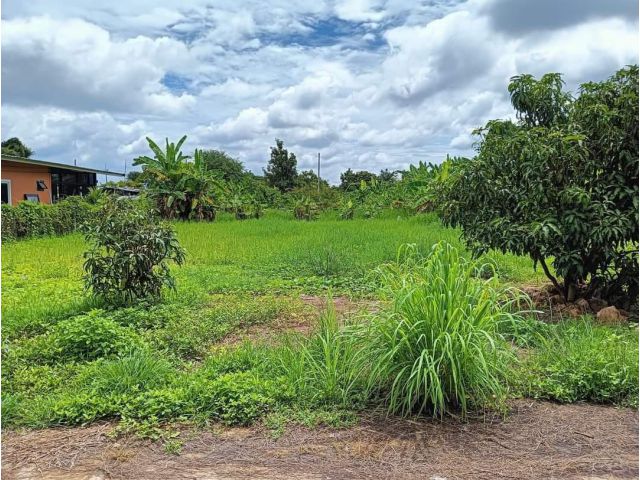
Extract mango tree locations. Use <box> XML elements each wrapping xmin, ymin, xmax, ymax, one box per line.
<box><xmin>441</xmin><ymin>66</ymin><xmax>638</xmax><ymax>308</ymax></box>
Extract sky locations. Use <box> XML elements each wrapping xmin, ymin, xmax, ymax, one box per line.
<box><xmin>1</xmin><ymin>0</ymin><xmax>638</xmax><ymax>183</ymax></box>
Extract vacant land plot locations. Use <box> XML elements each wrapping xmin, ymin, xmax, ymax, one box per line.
<box><xmin>2</xmin><ymin>213</ymin><xmax>637</xmax><ymax>479</ymax></box>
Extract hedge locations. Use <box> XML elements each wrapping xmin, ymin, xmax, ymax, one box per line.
<box><xmin>1</xmin><ymin>197</ymin><xmax>99</xmax><ymax>241</ymax></box>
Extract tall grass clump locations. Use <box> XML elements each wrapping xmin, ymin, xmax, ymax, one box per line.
<box><xmin>279</xmin><ymin>300</ymin><xmax>366</xmax><ymax>407</ymax></box>
<box><xmin>366</xmin><ymin>242</ymin><xmax>528</xmax><ymax>418</ymax></box>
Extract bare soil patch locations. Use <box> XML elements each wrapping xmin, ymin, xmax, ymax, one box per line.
<box><xmin>222</xmin><ymin>295</ymin><xmax>379</xmax><ymax>345</ymax></box>
<box><xmin>3</xmin><ymin>400</ymin><xmax>637</xmax><ymax>480</ymax></box>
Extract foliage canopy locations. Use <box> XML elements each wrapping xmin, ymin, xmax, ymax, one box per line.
<box><xmin>441</xmin><ymin>65</ymin><xmax>639</xmax><ymax>306</ymax></box>
<box><xmin>264</xmin><ymin>139</ymin><xmax>298</xmax><ymax>192</ymax></box>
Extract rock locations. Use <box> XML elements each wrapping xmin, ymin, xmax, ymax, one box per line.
<box><xmin>560</xmin><ymin>304</ymin><xmax>583</xmax><ymax>318</ymax></box>
<box><xmin>596</xmin><ymin>306</ymin><xmax>627</xmax><ymax>325</ymax></box>
<box><xmin>589</xmin><ymin>298</ymin><xmax>608</xmax><ymax>313</ymax></box>
<box><xmin>575</xmin><ymin>298</ymin><xmax>591</xmax><ymax>314</ymax></box>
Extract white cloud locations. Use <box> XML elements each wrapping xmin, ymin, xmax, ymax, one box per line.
<box><xmin>2</xmin><ymin>16</ymin><xmax>196</xmax><ymax>114</ymax></box>
<box><xmin>1</xmin><ymin>0</ymin><xmax>637</xmax><ymax>183</ymax></box>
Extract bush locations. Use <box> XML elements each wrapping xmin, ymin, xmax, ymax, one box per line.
<box><xmin>365</xmin><ymin>242</ymin><xmax>527</xmax><ymax>418</ymax></box>
<box><xmin>513</xmin><ymin>319</ymin><xmax>639</xmax><ymax>406</ymax></box>
<box><xmin>1</xmin><ymin>196</ymin><xmax>98</xmax><ymax>241</ymax></box>
<box><xmin>83</xmin><ymin>198</ymin><xmax>186</xmax><ymax>305</ymax></box>
<box><xmin>441</xmin><ymin>66</ymin><xmax>639</xmax><ymax>307</ymax></box>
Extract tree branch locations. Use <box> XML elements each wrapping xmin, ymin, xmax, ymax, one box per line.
<box><xmin>537</xmin><ymin>255</ymin><xmax>564</xmax><ymax>300</ymax></box>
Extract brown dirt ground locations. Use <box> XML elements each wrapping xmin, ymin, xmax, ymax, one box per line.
<box><xmin>221</xmin><ymin>295</ymin><xmax>380</xmax><ymax>345</ymax></box>
<box><xmin>3</xmin><ymin>400</ymin><xmax>637</xmax><ymax>480</ymax></box>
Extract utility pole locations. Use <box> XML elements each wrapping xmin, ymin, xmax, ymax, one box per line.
<box><xmin>317</xmin><ymin>152</ymin><xmax>321</xmax><ymax>194</ymax></box>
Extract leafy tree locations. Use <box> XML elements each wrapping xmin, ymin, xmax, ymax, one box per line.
<box><xmin>126</xmin><ymin>171</ymin><xmax>145</xmax><ymax>186</ymax></box>
<box><xmin>2</xmin><ymin>137</ymin><xmax>33</xmax><ymax>158</ymax></box>
<box><xmin>264</xmin><ymin>139</ymin><xmax>298</xmax><ymax>192</ymax></box>
<box><xmin>339</xmin><ymin>169</ymin><xmax>377</xmax><ymax>190</ymax></box>
<box><xmin>441</xmin><ymin>66</ymin><xmax>639</xmax><ymax>307</ymax></box>
<box><xmin>83</xmin><ymin>198</ymin><xmax>186</xmax><ymax>305</ymax></box>
<box><xmin>378</xmin><ymin>169</ymin><xmax>398</xmax><ymax>183</ymax></box>
<box><xmin>296</xmin><ymin>169</ymin><xmax>328</xmax><ymax>189</ymax></box>
<box><xmin>200</xmin><ymin>150</ymin><xmax>245</xmax><ymax>182</ymax></box>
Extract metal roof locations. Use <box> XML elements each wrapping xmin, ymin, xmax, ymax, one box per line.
<box><xmin>1</xmin><ymin>154</ymin><xmax>125</xmax><ymax>176</ymax></box>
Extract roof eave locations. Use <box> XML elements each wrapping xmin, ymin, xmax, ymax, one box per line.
<box><xmin>1</xmin><ymin>154</ymin><xmax>125</xmax><ymax>177</ymax></box>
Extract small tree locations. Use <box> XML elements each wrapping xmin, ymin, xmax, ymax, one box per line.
<box><xmin>200</xmin><ymin>150</ymin><xmax>245</xmax><ymax>182</ymax></box>
<box><xmin>441</xmin><ymin>66</ymin><xmax>638</xmax><ymax>307</ymax></box>
<box><xmin>339</xmin><ymin>169</ymin><xmax>377</xmax><ymax>191</ymax></box>
<box><xmin>264</xmin><ymin>139</ymin><xmax>298</xmax><ymax>192</ymax></box>
<box><xmin>83</xmin><ymin>198</ymin><xmax>185</xmax><ymax>305</ymax></box>
<box><xmin>2</xmin><ymin>137</ymin><xmax>33</xmax><ymax>158</ymax></box>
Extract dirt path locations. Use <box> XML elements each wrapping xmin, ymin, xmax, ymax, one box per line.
<box><xmin>3</xmin><ymin>400</ymin><xmax>638</xmax><ymax>480</ymax></box>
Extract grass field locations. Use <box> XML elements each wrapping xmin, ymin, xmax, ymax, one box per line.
<box><xmin>2</xmin><ymin>212</ymin><xmax>636</xmax><ymax>435</ymax></box>
<box><xmin>1</xmin><ymin>211</ymin><xmax>541</xmax><ymax>340</ymax></box>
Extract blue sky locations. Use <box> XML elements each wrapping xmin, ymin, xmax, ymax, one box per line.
<box><xmin>2</xmin><ymin>0</ymin><xmax>638</xmax><ymax>182</ymax></box>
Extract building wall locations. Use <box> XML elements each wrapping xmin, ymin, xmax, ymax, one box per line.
<box><xmin>1</xmin><ymin>161</ymin><xmax>52</xmax><ymax>204</ymax></box>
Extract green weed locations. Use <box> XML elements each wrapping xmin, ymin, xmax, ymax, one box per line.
<box><xmin>513</xmin><ymin>318</ymin><xmax>639</xmax><ymax>406</ymax></box>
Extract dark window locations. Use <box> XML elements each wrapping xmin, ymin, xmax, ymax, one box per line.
<box><xmin>1</xmin><ymin>182</ymin><xmax>9</xmax><ymax>204</ymax></box>
<box><xmin>36</xmin><ymin>180</ymin><xmax>48</xmax><ymax>191</ymax></box>
<box><xmin>24</xmin><ymin>194</ymin><xmax>40</xmax><ymax>202</ymax></box>
<box><xmin>51</xmin><ymin>169</ymin><xmax>97</xmax><ymax>202</ymax></box>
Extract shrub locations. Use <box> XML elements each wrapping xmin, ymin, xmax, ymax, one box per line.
<box><xmin>83</xmin><ymin>197</ymin><xmax>186</xmax><ymax>305</ymax></box>
<box><xmin>365</xmin><ymin>242</ymin><xmax>527</xmax><ymax>418</ymax></box>
<box><xmin>1</xmin><ymin>196</ymin><xmax>98</xmax><ymax>241</ymax></box>
<box><xmin>514</xmin><ymin>319</ymin><xmax>639</xmax><ymax>406</ymax></box>
<box><xmin>441</xmin><ymin>66</ymin><xmax>638</xmax><ymax>307</ymax></box>
<box><xmin>293</xmin><ymin>197</ymin><xmax>319</xmax><ymax>221</ymax></box>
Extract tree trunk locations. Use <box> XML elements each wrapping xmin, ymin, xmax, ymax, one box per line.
<box><xmin>537</xmin><ymin>255</ymin><xmax>565</xmax><ymax>300</ymax></box>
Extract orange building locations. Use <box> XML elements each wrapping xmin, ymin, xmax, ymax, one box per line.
<box><xmin>1</xmin><ymin>155</ymin><xmax>124</xmax><ymax>205</ymax></box>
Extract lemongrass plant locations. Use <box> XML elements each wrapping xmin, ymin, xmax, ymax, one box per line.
<box><xmin>366</xmin><ymin>242</ymin><xmax>529</xmax><ymax>418</ymax></box>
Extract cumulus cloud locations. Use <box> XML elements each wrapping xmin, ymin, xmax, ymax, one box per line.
<box><xmin>481</xmin><ymin>0</ymin><xmax>638</xmax><ymax>35</ymax></box>
<box><xmin>2</xmin><ymin>17</ymin><xmax>196</xmax><ymax>114</ymax></box>
<box><xmin>1</xmin><ymin>0</ymin><xmax>638</xmax><ymax>183</ymax></box>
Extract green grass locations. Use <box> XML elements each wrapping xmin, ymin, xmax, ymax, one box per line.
<box><xmin>363</xmin><ymin>243</ymin><xmax>526</xmax><ymax>418</ymax></box>
<box><xmin>2</xmin><ymin>211</ymin><xmax>540</xmax><ymax>340</ymax></box>
<box><xmin>512</xmin><ymin>318</ymin><xmax>639</xmax><ymax>406</ymax></box>
<box><xmin>12</xmin><ymin>211</ymin><xmax>631</xmax><ymax>434</ymax></box>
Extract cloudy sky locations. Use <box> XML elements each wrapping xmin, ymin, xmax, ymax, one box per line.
<box><xmin>1</xmin><ymin>0</ymin><xmax>638</xmax><ymax>182</ymax></box>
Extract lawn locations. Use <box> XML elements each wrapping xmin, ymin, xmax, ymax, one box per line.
<box><xmin>2</xmin><ymin>212</ymin><xmax>636</xmax><ymax>436</ymax></box>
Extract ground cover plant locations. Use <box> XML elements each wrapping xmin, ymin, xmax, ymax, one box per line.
<box><xmin>512</xmin><ymin>318</ymin><xmax>639</xmax><ymax>406</ymax></box>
